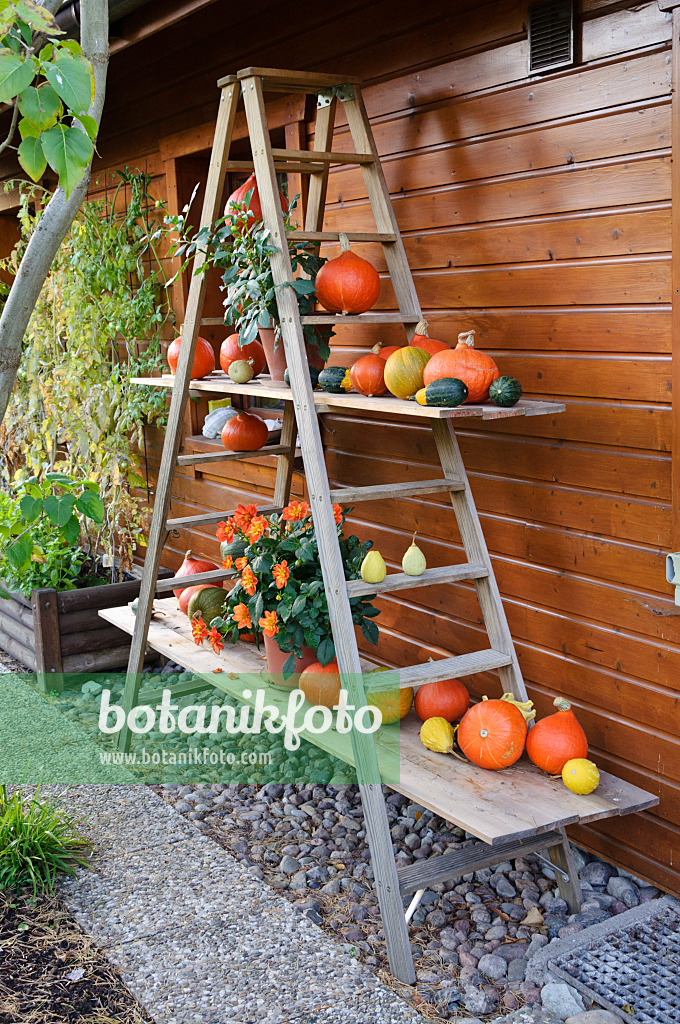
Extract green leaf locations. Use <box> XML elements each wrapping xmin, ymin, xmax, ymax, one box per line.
<box><xmin>316</xmin><ymin>636</ymin><xmax>335</xmax><ymax>666</ymax></box>
<box><xmin>41</xmin><ymin>123</ymin><xmax>92</xmax><ymax>197</ymax></box>
<box><xmin>361</xmin><ymin>619</ymin><xmax>379</xmax><ymax>646</ymax></box>
<box><xmin>17</xmin><ymin>135</ymin><xmax>46</xmax><ymax>181</ymax></box>
<box><xmin>18</xmin><ymin>116</ymin><xmax>41</xmax><ymax>139</ymax></box>
<box><xmin>42</xmin><ymin>55</ymin><xmax>91</xmax><ymax>115</ymax></box>
<box><xmin>19</xmin><ymin>495</ymin><xmax>42</xmax><ymax>522</ymax></box>
<box><xmin>291</xmin><ymin>594</ymin><xmax>306</xmax><ymax>618</ymax></box>
<box><xmin>61</xmin><ymin>514</ymin><xmax>80</xmax><ymax>545</ymax></box>
<box><xmin>74</xmin><ymin>112</ymin><xmax>98</xmax><ymax>142</ymax></box>
<box><xmin>290</xmin><ymin>278</ymin><xmax>316</xmax><ymax>296</ymax></box>
<box><xmin>18</xmin><ymin>84</ymin><xmax>61</xmax><ymax>131</ymax></box>
<box><xmin>0</xmin><ymin>53</ymin><xmax>35</xmax><ymax>105</ymax></box>
<box><xmin>15</xmin><ymin>1</ymin><xmax>61</xmax><ymax>34</ymax></box>
<box><xmin>6</xmin><ymin>533</ymin><xmax>33</xmax><ymax>572</ymax></box>
<box><xmin>282</xmin><ymin>653</ymin><xmax>296</xmax><ymax>680</ymax></box>
<box><xmin>43</xmin><ymin>493</ymin><xmax>75</xmax><ymax>528</ymax></box>
<box><xmin>75</xmin><ymin>490</ymin><xmax>104</xmax><ymax>523</ymax></box>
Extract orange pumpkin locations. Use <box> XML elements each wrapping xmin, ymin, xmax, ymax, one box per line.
<box><xmin>349</xmin><ymin>353</ymin><xmax>388</xmax><ymax>397</ymax></box>
<box><xmin>423</xmin><ymin>330</ymin><xmax>499</xmax><ymax>403</ymax></box>
<box><xmin>414</xmin><ymin>678</ymin><xmax>470</xmax><ymax>723</ymax></box>
<box><xmin>221</xmin><ymin>411</ymin><xmax>269</xmax><ymax>452</ymax></box>
<box><xmin>383</xmin><ymin>346</ymin><xmax>431</xmax><ymax>400</ymax></box>
<box><xmin>526</xmin><ymin>697</ymin><xmax>588</xmax><ymax>775</ymax></box>
<box><xmin>224</xmin><ymin>172</ymin><xmax>287</xmax><ymax>226</ymax></box>
<box><xmin>409</xmin><ymin>320</ymin><xmax>449</xmax><ymax>357</ymax></box>
<box><xmin>457</xmin><ymin>698</ymin><xmax>527</xmax><ymax>770</ymax></box>
<box><xmin>315</xmin><ymin>234</ymin><xmax>381</xmax><ymax>315</ymax></box>
<box><xmin>172</xmin><ymin>550</ymin><xmax>220</xmax><ymax>599</ymax></box>
<box><xmin>372</xmin><ymin>341</ymin><xmax>403</xmax><ymax>361</ymax></box>
<box><xmin>219</xmin><ymin>334</ymin><xmax>266</xmax><ymax>377</ymax></box>
<box><xmin>167</xmin><ymin>334</ymin><xmax>215</xmax><ymax>380</ymax></box>
<box><xmin>299</xmin><ymin>660</ymin><xmax>342</xmax><ymax>708</ymax></box>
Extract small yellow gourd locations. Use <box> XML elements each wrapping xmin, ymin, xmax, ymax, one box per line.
<box><xmin>228</xmin><ymin>358</ymin><xmax>255</xmax><ymax>383</ymax></box>
<box><xmin>420</xmin><ymin>716</ymin><xmax>455</xmax><ymax>754</ymax></box>
<box><xmin>402</xmin><ymin>532</ymin><xmax>427</xmax><ymax>576</ymax></box>
<box><xmin>361</xmin><ymin>550</ymin><xmax>386</xmax><ymax>584</ymax></box>
<box><xmin>562</xmin><ymin>758</ymin><xmax>600</xmax><ymax>795</ymax></box>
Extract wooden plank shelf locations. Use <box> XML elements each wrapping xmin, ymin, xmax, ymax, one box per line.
<box><xmin>346</xmin><ymin>561</ymin><xmax>489</xmax><ymax>598</ymax></box>
<box><xmin>100</xmin><ymin>599</ymin><xmax>659</xmax><ymax>848</ymax></box>
<box><xmin>131</xmin><ymin>373</ymin><xmax>566</xmax><ymax>422</ymax></box>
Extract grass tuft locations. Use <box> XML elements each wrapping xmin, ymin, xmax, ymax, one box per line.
<box><xmin>0</xmin><ymin>785</ymin><xmax>91</xmax><ymax>893</ymax></box>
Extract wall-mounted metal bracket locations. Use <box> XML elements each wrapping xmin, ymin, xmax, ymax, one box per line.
<box><xmin>666</xmin><ymin>553</ymin><xmax>680</xmax><ymax>605</ymax></box>
<box><xmin>317</xmin><ymin>84</ymin><xmax>355</xmax><ymax>108</ymax></box>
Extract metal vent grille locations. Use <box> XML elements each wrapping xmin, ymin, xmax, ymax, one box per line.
<box><xmin>528</xmin><ymin>0</ymin><xmax>574</xmax><ymax>74</ymax></box>
<box><xmin>549</xmin><ymin>900</ymin><xmax>680</xmax><ymax>1023</ymax></box>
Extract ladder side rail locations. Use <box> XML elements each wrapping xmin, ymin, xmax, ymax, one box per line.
<box><xmin>431</xmin><ymin>418</ymin><xmax>528</xmax><ymax>701</ymax></box>
<box><xmin>272</xmin><ymin>400</ymin><xmax>297</xmax><ymax>506</ymax></box>
<box><xmin>304</xmin><ymin>97</ymin><xmax>337</xmax><ymax>238</ymax></box>
<box><xmin>118</xmin><ymin>80</ymin><xmax>240</xmax><ymax>752</ymax></box>
<box><xmin>241</xmin><ymin>72</ymin><xmax>416</xmax><ymax>986</ymax></box>
<box><xmin>342</xmin><ymin>88</ymin><xmax>423</xmax><ymax>337</ymax></box>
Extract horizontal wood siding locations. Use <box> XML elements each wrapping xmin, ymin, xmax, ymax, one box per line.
<box><xmin>92</xmin><ymin>0</ymin><xmax>679</xmax><ymax>892</ymax></box>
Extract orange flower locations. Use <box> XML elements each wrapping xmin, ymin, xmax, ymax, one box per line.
<box><xmin>272</xmin><ymin>560</ymin><xmax>289</xmax><ymax>590</ymax></box>
<box><xmin>222</xmin><ymin>555</ymin><xmax>234</xmax><ymax>570</ymax></box>
<box><xmin>246</xmin><ymin>515</ymin><xmax>268</xmax><ymax>543</ymax></box>
<box><xmin>216</xmin><ymin>519</ymin><xmax>235</xmax><ymax>544</ymax></box>
<box><xmin>233</xmin><ymin>503</ymin><xmax>257</xmax><ymax>530</ymax></box>
<box><xmin>258</xmin><ymin>609</ymin><xmax>278</xmax><ymax>637</ymax></box>
<box><xmin>207</xmin><ymin>626</ymin><xmax>224</xmax><ymax>654</ymax></box>
<box><xmin>332</xmin><ymin>503</ymin><xmax>343</xmax><ymax>525</ymax></box>
<box><xmin>191</xmin><ymin>614</ymin><xmax>208</xmax><ymax>645</ymax></box>
<box><xmin>241</xmin><ymin>565</ymin><xmax>258</xmax><ymax>596</ymax></box>
<box><xmin>282</xmin><ymin>500</ymin><xmax>309</xmax><ymax>522</ymax></box>
<box><xmin>235</xmin><ymin>556</ymin><xmax>248</xmax><ymax>571</ymax></box>
<box><xmin>232</xmin><ymin>602</ymin><xmax>252</xmax><ymax>630</ymax></box>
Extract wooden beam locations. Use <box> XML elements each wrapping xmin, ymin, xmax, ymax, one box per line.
<box><xmin>672</xmin><ymin>9</ymin><xmax>680</xmax><ymax>549</ymax></box>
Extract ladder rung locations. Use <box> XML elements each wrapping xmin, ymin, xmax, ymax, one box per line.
<box><xmin>331</xmin><ymin>478</ymin><xmax>464</xmax><ymax>503</ymax></box>
<box><xmin>287</xmin><ymin>231</ymin><xmax>396</xmax><ymax>243</ymax></box>
<box><xmin>235</xmin><ymin>67</ymin><xmax>362</xmax><ymax>91</ymax></box>
<box><xmin>346</xmin><ymin>562</ymin><xmax>488</xmax><ymax>599</ymax></box>
<box><xmin>200</xmin><ymin>318</ymin><xmax>225</xmax><ymax>327</ymax></box>
<box><xmin>301</xmin><ymin>313</ymin><xmax>421</xmax><ymax>325</ymax></box>
<box><xmin>155</xmin><ymin>568</ymin><xmax>236</xmax><ymax>593</ymax></box>
<box><xmin>398</xmin><ymin>650</ymin><xmax>514</xmax><ymax>689</ymax></box>
<box><xmin>271</xmin><ymin>148</ymin><xmax>374</xmax><ymax>165</ymax></box>
<box><xmin>178</xmin><ymin>444</ymin><xmax>288</xmax><ymax>467</ymax></box>
<box><xmin>223</xmin><ymin>159</ymin><xmax>326</xmax><ymax>174</ymax></box>
<box><xmin>166</xmin><ymin>504</ymin><xmax>283</xmax><ymax>530</ymax></box>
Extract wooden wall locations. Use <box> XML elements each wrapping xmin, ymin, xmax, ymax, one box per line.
<box><xmin>91</xmin><ymin>0</ymin><xmax>680</xmax><ymax>893</ymax></box>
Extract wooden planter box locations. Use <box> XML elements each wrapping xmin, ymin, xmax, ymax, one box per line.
<box><xmin>0</xmin><ymin>570</ymin><xmax>173</xmax><ymax>688</ymax></box>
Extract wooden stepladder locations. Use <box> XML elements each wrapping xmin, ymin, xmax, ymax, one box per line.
<box><xmin>121</xmin><ymin>68</ymin><xmax>576</xmax><ymax>985</ymax></box>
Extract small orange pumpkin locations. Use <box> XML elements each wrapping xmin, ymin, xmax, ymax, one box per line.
<box><xmin>172</xmin><ymin>550</ymin><xmax>220</xmax><ymax>599</ymax></box>
<box><xmin>167</xmin><ymin>334</ymin><xmax>215</xmax><ymax>380</ymax></box>
<box><xmin>372</xmin><ymin>341</ymin><xmax>403</xmax><ymax>361</ymax></box>
<box><xmin>423</xmin><ymin>330</ymin><xmax>499</xmax><ymax>403</ymax></box>
<box><xmin>224</xmin><ymin>172</ymin><xmax>287</xmax><ymax>226</ymax></box>
<box><xmin>526</xmin><ymin>697</ymin><xmax>588</xmax><ymax>775</ymax></box>
<box><xmin>315</xmin><ymin>234</ymin><xmax>381</xmax><ymax>315</ymax></box>
<box><xmin>219</xmin><ymin>333</ymin><xmax>266</xmax><ymax>377</ymax></box>
<box><xmin>383</xmin><ymin>346</ymin><xmax>431</xmax><ymax>400</ymax></box>
<box><xmin>409</xmin><ymin>320</ymin><xmax>449</xmax><ymax>357</ymax></box>
<box><xmin>457</xmin><ymin>698</ymin><xmax>527</xmax><ymax>770</ymax></box>
<box><xmin>299</xmin><ymin>660</ymin><xmax>342</xmax><ymax>708</ymax></box>
<box><xmin>349</xmin><ymin>353</ymin><xmax>388</xmax><ymax>397</ymax></box>
<box><xmin>414</xmin><ymin>678</ymin><xmax>470</xmax><ymax>723</ymax></box>
<box><xmin>221</xmin><ymin>411</ymin><xmax>269</xmax><ymax>452</ymax></box>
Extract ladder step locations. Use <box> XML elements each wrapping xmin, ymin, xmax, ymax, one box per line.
<box><xmin>166</xmin><ymin>504</ymin><xmax>282</xmax><ymax>530</ymax></box>
<box><xmin>398</xmin><ymin>650</ymin><xmax>514</xmax><ymax>689</ymax></box>
<box><xmin>301</xmin><ymin>312</ymin><xmax>421</xmax><ymax>325</ymax></box>
<box><xmin>224</xmin><ymin>158</ymin><xmax>327</xmax><ymax>174</ymax></box>
<box><xmin>331</xmin><ymin>477</ymin><xmax>464</xmax><ymax>503</ymax></box>
<box><xmin>287</xmin><ymin>231</ymin><xmax>396</xmax><ymax>243</ymax></box>
<box><xmin>155</xmin><ymin>568</ymin><xmax>235</xmax><ymax>593</ymax></box>
<box><xmin>346</xmin><ymin>562</ymin><xmax>488</xmax><ymax>598</ymax></box>
<box><xmin>272</xmin><ymin>148</ymin><xmax>374</xmax><ymax>165</ymax></box>
<box><xmin>177</xmin><ymin>444</ymin><xmax>288</xmax><ymax>467</ymax></box>
<box><xmin>235</xmin><ymin>67</ymin><xmax>361</xmax><ymax>91</ymax></box>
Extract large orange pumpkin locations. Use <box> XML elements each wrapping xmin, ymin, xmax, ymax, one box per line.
<box><xmin>423</xmin><ymin>330</ymin><xmax>499</xmax><ymax>403</ymax></box>
<box><xmin>457</xmin><ymin>698</ymin><xmax>527</xmax><ymax>770</ymax></box>
<box><xmin>219</xmin><ymin>334</ymin><xmax>266</xmax><ymax>378</ymax></box>
<box><xmin>221</xmin><ymin>411</ymin><xmax>269</xmax><ymax>452</ymax></box>
<box><xmin>167</xmin><ymin>334</ymin><xmax>215</xmax><ymax>380</ymax></box>
<box><xmin>383</xmin><ymin>346</ymin><xmax>431</xmax><ymax>400</ymax></box>
<box><xmin>300</xmin><ymin>660</ymin><xmax>342</xmax><ymax>708</ymax></box>
<box><xmin>372</xmin><ymin>341</ymin><xmax>403</xmax><ymax>361</ymax></box>
<box><xmin>172</xmin><ymin>550</ymin><xmax>220</xmax><ymax>599</ymax></box>
<box><xmin>409</xmin><ymin>320</ymin><xmax>449</xmax><ymax>357</ymax></box>
<box><xmin>526</xmin><ymin>697</ymin><xmax>588</xmax><ymax>775</ymax></box>
<box><xmin>349</xmin><ymin>353</ymin><xmax>388</xmax><ymax>397</ymax></box>
<box><xmin>224</xmin><ymin>172</ymin><xmax>287</xmax><ymax>227</ymax></box>
<box><xmin>315</xmin><ymin>234</ymin><xmax>381</xmax><ymax>315</ymax></box>
<box><xmin>414</xmin><ymin>678</ymin><xmax>470</xmax><ymax>723</ymax></box>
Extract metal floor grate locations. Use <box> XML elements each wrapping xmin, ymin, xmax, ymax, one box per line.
<box><xmin>549</xmin><ymin>900</ymin><xmax>680</xmax><ymax>1022</ymax></box>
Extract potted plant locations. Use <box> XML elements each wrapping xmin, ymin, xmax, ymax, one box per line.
<box><xmin>190</xmin><ymin>500</ymin><xmax>380</xmax><ymax>682</ymax></box>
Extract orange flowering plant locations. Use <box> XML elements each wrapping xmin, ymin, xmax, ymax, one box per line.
<box><xmin>206</xmin><ymin>500</ymin><xmax>380</xmax><ymax>678</ymax></box>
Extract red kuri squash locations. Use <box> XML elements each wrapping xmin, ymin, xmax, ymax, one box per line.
<box><xmin>457</xmin><ymin>698</ymin><xmax>527</xmax><ymax>770</ymax></box>
<box><xmin>219</xmin><ymin>334</ymin><xmax>266</xmax><ymax>378</ymax></box>
<box><xmin>299</xmin><ymin>660</ymin><xmax>342</xmax><ymax>708</ymax></box>
<box><xmin>349</xmin><ymin>353</ymin><xmax>388</xmax><ymax>397</ymax></box>
<box><xmin>221</xmin><ymin>411</ymin><xmax>269</xmax><ymax>452</ymax></box>
<box><xmin>172</xmin><ymin>551</ymin><xmax>220</xmax><ymax>599</ymax></box>
<box><xmin>167</xmin><ymin>334</ymin><xmax>215</xmax><ymax>380</ymax></box>
<box><xmin>314</xmin><ymin>234</ymin><xmax>381</xmax><ymax>315</ymax></box>
<box><xmin>414</xmin><ymin>678</ymin><xmax>470</xmax><ymax>723</ymax></box>
<box><xmin>224</xmin><ymin>172</ymin><xmax>287</xmax><ymax>227</ymax></box>
<box><xmin>525</xmin><ymin>697</ymin><xmax>588</xmax><ymax>775</ymax></box>
<box><xmin>372</xmin><ymin>341</ymin><xmax>403</xmax><ymax>361</ymax></box>
<box><xmin>409</xmin><ymin>320</ymin><xmax>449</xmax><ymax>357</ymax></box>
<box><xmin>423</xmin><ymin>330</ymin><xmax>499</xmax><ymax>403</ymax></box>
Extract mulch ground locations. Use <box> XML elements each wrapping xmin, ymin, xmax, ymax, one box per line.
<box><xmin>0</xmin><ymin>889</ymin><xmax>154</xmax><ymax>1024</ymax></box>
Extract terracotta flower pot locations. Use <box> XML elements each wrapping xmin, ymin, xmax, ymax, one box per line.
<box><xmin>264</xmin><ymin>633</ymin><xmax>317</xmax><ymax>688</ymax></box>
<box><xmin>259</xmin><ymin>326</ymin><xmax>326</xmax><ymax>382</ymax></box>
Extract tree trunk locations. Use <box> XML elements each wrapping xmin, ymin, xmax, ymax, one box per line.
<box><xmin>0</xmin><ymin>0</ymin><xmax>109</xmax><ymax>428</ymax></box>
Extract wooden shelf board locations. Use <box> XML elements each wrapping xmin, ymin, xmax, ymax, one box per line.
<box><xmin>100</xmin><ymin>600</ymin><xmax>658</xmax><ymax>847</ymax></box>
<box><xmin>131</xmin><ymin>373</ymin><xmax>566</xmax><ymax>422</ymax></box>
